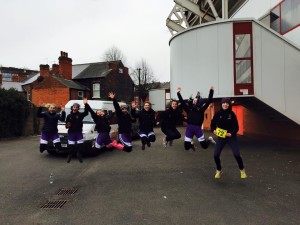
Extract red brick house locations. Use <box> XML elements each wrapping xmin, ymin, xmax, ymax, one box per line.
<box><xmin>23</xmin><ymin>51</ymin><xmax>134</xmax><ymax>106</ymax></box>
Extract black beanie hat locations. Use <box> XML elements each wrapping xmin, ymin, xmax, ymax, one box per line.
<box><xmin>221</xmin><ymin>98</ymin><xmax>230</xmax><ymax>104</ymax></box>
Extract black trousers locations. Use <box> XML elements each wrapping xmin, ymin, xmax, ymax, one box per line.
<box><xmin>214</xmin><ymin>135</ymin><xmax>244</xmax><ymax>171</ymax></box>
<box><xmin>161</xmin><ymin>126</ymin><xmax>181</xmax><ymax>142</ymax></box>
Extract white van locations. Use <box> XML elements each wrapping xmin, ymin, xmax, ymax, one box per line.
<box><xmin>47</xmin><ymin>100</ymin><xmax>138</xmax><ymax>155</ymax></box>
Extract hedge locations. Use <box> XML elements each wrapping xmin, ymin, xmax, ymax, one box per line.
<box><xmin>0</xmin><ymin>88</ymin><xmax>30</xmax><ymax>138</ymax></box>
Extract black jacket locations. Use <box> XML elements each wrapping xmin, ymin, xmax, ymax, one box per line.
<box><xmin>86</xmin><ymin>103</ymin><xmax>111</xmax><ymax>133</ymax></box>
<box><xmin>159</xmin><ymin>107</ymin><xmax>183</xmax><ymax>129</ymax></box>
<box><xmin>113</xmin><ymin>98</ymin><xmax>134</xmax><ymax>134</ymax></box>
<box><xmin>37</xmin><ymin>107</ymin><xmax>66</xmax><ymax>133</ymax></box>
<box><xmin>131</xmin><ymin>108</ymin><xmax>156</xmax><ymax>132</ymax></box>
<box><xmin>65</xmin><ymin>104</ymin><xmax>89</xmax><ymax>134</ymax></box>
<box><xmin>177</xmin><ymin>88</ymin><xmax>214</xmax><ymax>126</ymax></box>
<box><xmin>210</xmin><ymin>107</ymin><xmax>239</xmax><ymax>136</ymax></box>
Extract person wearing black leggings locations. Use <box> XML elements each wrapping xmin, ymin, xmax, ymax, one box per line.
<box><xmin>158</xmin><ymin>99</ymin><xmax>184</xmax><ymax>148</ymax></box>
<box><xmin>210</xmin><ymin>98</ymin><xmax>247</xmax><ymax>179</ymax></box>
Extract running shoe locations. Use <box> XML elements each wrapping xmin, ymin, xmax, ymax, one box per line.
<box><xmin>215</xmin><ymin>170</ymin><xmax>222</xmax><ymax>179</ymax></box>
<box><xmin>163</xmin><ymin>137</ymin><xmax>168</xmax><ymax>148</ymax></box>
<box><xmin>191</xmin><ymin>141</ymin><xmax>196</xmax><ymax>151</ymax></box>
<box><xmin>208</xmin><ymin>136</ymin><xmax>216</xmax><ymax>145</ymax></box>
<box><xmin>240</xmin><ymin>169</ymin><xmax>247</xmax><ymax>179</ymax></box>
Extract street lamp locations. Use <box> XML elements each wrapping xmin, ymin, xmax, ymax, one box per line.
<box><xmin>137</xmin><ymin>68</ymin><xmax>141</xmax><ymax>109</ymax></box>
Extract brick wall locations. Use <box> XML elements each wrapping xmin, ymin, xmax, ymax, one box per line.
<box><xmin>32</xmin><ymin>88</ymin><xmax>69</xmax><ymax>106</ymax></box>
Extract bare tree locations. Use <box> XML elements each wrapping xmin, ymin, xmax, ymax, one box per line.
<box><xmin>102</xmin><ymin>46</ymin><xmax>127</xmax><ymax>64</ymax></box>
<box><xmin>131</xmin><ymin>59</ymin><xmax>160</xmax><ymax>103</ymax></box>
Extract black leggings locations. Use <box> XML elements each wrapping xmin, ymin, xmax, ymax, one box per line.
<box><xmin>214</xmin><ymin>136</ymin><xmax>244</xmax><ymax>171</ymax></box>
<box><xmin>161</xmin><ymin>127</ymin><xmax>181</xmax><ymax>142</ymax></box>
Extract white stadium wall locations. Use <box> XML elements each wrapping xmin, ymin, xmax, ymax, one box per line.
<box><xmin>170</xmin><ymin>21</ymin><xmax>234</xmax><ymax>99</ymax></box>
<box><xmin>169</xmin><ymin>19</ymin><xmax>300</xmax><ymax>124</ymax></box>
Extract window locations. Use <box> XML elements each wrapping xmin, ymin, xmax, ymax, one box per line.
<box><xmin>78</xmin><ymin>91</ymin><xmax>84</xmax><ymax>100</ymax></box>
<box><xmin>119</xmin><ymin>68</ymin><xmax>123</xmax><ymax>74</ymax></box>
<box><xmin>93</xmin><ymin>83</ymin><xmax>100</xmax><ymax>98</ymax></box>
<box><xmin>270</xmin><ymin>0</ymin><xmax>300</xmax><ymax>34</ymax></box>
<box><xmin>270</xmin><ymin>5</ymin><xmax>280</xmax><ymax>33</ymax></box>
<box><xmin>233</xmin><ymin>22</ymin><xmax>254</xmax><ymax>95</ymax></box>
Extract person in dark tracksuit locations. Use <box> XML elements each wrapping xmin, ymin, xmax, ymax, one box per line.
<box><xmin>131</xmin><ymin>101</ymin><xmax>156</xmax><ymax>150</ymax></box>
<box><xmin>86</xmin><ymin>102</ymin><xmax>113</xmax><ymax>151</ymax></box>
<box><xmin>158</xmin><ymin>99</ymin><xmax>184</xmax><ymax>148</ymax></box>
<box><xmin>210</xmin><ymin>98</ymin><xmax>247</xmax><ymax>179</ymax></box>
<box><xmin>177</xmin><ymin>86</ymin><xmax>215</xmax><ymax>151</ymax></box>
<box><xmin>65</xmin><ymin>98</ymin><xmax>89</xmax><ymax>163</ymax></box>
<box><xmin>108</xmin><ymin>92</ymin><xmax>135</xmax><ymax>152</ymax></box>
<box><xmin>37</xmin><ymin>103</ymin><xmax>66</xmax><ymax>153</ymax></box>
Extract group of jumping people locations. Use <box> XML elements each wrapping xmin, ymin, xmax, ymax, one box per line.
<box><xmin>37</xmin><ymin>87</ymin><xmax>247</xmax><ymax>179</ymax></box>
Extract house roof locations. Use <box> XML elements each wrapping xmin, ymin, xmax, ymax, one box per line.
<box><xmin>72</xmin><ymin>62</ymin><xmax>113</xmax><ymax>79</ymax></box>
<box><xmin>1</xmin><ymin>81</ymin><xmax>24</xmax><ymax>92</ymax></box>
<box><xmin>53</xmin><ymin>76</ymin><xmax>89</xmax><ymax>90</ymax></box>
<box><xmin>22</xmin><ymin>73</ymin><xmax>39</xmax><ymax>85</ymax></box>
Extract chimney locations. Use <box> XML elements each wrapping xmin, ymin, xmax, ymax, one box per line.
<box><xmin>59</xmin><ymin>51</ymin><xmax>72</xmax><ymax>80</ymax></box>
<box><xmin>39</xmin><ymin>64</ymin><xmax>50</xmax><ymax>77</ymax></box>
<box><xmin>51</xmin><ymin>64</ymin><xmax>59</xmax><ymax>75</ymax></box>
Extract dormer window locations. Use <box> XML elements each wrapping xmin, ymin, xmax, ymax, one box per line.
<box><xmin>118</xmin><ymin>68</ymin><xmax>123</xmax><ymax>74</ymax></box>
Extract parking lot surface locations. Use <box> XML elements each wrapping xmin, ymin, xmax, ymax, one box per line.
<box><xmin>0</xmin><ymin>127</ymin><xmax>299</xmax><ymax>225</ymax></box>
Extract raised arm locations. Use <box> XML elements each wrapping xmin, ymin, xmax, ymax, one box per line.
<box><xmin>59</xmin><ymin>105</ymin><xmax>66</xmax><ymax>121</ymax></box>
<box><xmin>176</xmin><ymin>87</ymin><xmax>189</xmax><ymax>112</ymax></box>
<box><xmin>86</xmin><ymin>103</ymin><xmax>98</xmax><ymax>120</ymax></box>
<box><xmin>131</xmin><ymin>101</ymin><xmax>139</xmax><ymax>118</ymax></box>
<box><xmin>36</xmin><ymin>102</ymin><xmax>45</xmax><ymax>118</ymax></box>
<box><xmin>81</xmin><ymin>98</ymin><xmax>89</xmax><ymax>118</ymax></box>
<box><xmin>109</xmin><ymin>92</ymin><xmax>121</xmax><ymax>116</ymax></box>
<box><xmin>201</xmin><ymin>86</ymin><xmax>214</xmax><ymax>111</ymax></box>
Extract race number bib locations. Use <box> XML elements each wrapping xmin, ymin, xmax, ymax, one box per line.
<box><xmin>216</xmin><ymin>127</ymin><xmax>227</xmax><ymax>138</ymax></box>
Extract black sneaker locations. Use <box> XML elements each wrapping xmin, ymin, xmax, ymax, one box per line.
<box><xmin>66</xmin><ymin>154</ymin><xmax>72</xmax><ymax>163</ymax></box>
<box><xmin>147</xmin><ymin>141</ymin><xmax>151</xmax><ymax>147</ymax></box>
<box><xmin>141</xmin><ymin>144</ymin><xmax>145</xmax><ymax>150</ymax></box>
<box><xmin>77</xmin><ymin>152</ymin><xmax>83</xmax><ymax>163</ymax></box>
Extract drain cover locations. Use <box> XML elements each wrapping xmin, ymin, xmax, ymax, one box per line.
<box><xmin>57</xmin><ymin>188</ymin><xmax>78</xmax><ymax>195</ymax></box>
<box><xmin>41</xmin><ymin>200</ymin><xmax>67</xmax><ymax>209</ymax></box>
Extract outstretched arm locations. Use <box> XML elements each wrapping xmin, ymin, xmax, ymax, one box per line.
<box><xmin>201</xmin><ymin>86</ymin><xmax>214</xmax><ymax>111</ymax></box>
<box><xmin>36</xmin><ymin>102</ymin><xmax>45</xmax><ymax>118</ymax></box>
<box><xmin>59</xmin><ymin>105</ymin><xmax>66</xmax><ymax>121</ymax></box>
<box><xmin>131</xmin><ymin>101</ymin><xmax>139</xmax><ymax>118</ymax></box>
<box><xmin>109</xmin><ymin>92</ymin><xmax>121</xmax><ymax>116</ymax></box>
<box><xmin>177</xmin><ymin>87</ymin><xmax>189</xmax><ymax>112</ymax></box>
<box><xmin>81</xmin><ymin>98</ymin><xmax>89</xmax><ymax>118</ymax></box>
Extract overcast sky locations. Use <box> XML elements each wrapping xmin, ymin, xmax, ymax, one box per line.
<box><xmin>0</xmin><ymin>0</ymin><xmax>174</xmax><ymax>82</ymax></box>
<box><xmin>0</xmin><ymin>0</ymin><xmax>280</xmax><ymax>82</ymax></box>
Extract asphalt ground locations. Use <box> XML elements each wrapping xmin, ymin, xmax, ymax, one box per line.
<box><xmin>0</xmin><ymin>127</ymin><xmax>299</xmax><ymax>225</ymax></box>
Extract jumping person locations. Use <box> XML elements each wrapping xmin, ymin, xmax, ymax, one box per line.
<box><xmin>86</xmin><ymin>102</ymin><xmax>114</xmax><ymax>152</ymax></box>
<box><xmin>108</xmin><ymin>92</ymin><xmax>135</xmax><ymax>152</ymax></box>
<box><xmin>65</xmin><ymin>98</ymin><xmax>89</xmax><ymax>163</ymax></box>
<box><xmin>158</xmin><ymin>99</ymin><xmax>184</xmax><ymax>148</ymax></box>
<box><xmin>177</xmin><ymin>86</ymin><xmax>215</xmax><ymax>151</ymax></box>
<box><xmin>131</xmin><ymin>101</ymin><xmax>156</xmax><ymax>150</ymax></box>
<box><xmin>37</xmin><ymin>103</ymin><xmax>66</xmax><ymax>153</ymax></box>
<box><xmin>210</xmin><ymin>98</ymin><xmax>247</xmax><ymax>179</ymax></box>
